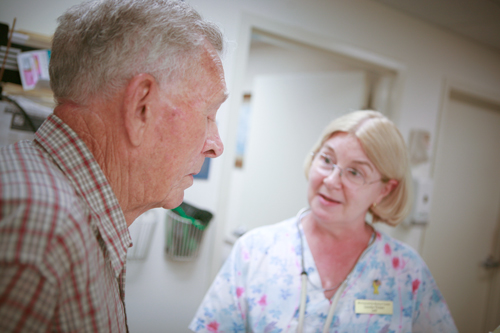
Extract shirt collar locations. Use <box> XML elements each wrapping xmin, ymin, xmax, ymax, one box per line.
<box><xmin>35</xmin><ymin>114</ymin><xmax>132</xmax><ymax>277</ymax></box>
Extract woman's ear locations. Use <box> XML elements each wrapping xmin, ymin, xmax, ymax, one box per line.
<box><xmin>122</xmin><ymin>73</ymin><xmax>156</xmax><ymax>147</ymax></box>
<box><xmin>377</xmin><ymin>179</ymin><xmax>399</xmax><ymax>203</ymax></box>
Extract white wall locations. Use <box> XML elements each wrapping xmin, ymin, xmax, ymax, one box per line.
<box><xmin>2</xmin><ymin>0</ymin><xmax>500</xmax><ymax>331</ymax></box>
<box><xmin>243</xmin><ymin>40</ymin><xmax>357</xmax><ymax>92</ymax></box>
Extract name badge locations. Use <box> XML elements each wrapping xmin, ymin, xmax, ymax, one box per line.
<box><xmin>355</xmin><ymin>300</ymin><xmax>393</xmax><ymax>315</ymax></box>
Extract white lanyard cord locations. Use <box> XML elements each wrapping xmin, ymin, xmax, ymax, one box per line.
<box><xmin>322</xmin><ymin>281</ymin><xmax>346</xmax><ymax>333</ymax></box>
<box><xmin>295</xmin><ymin>208</ymin><xmax>376</xmax><ymax>332</ymax></box>
<box><xmin>296</xmin><ymin>208</ymin><xmax>309</xmax><ymax>333</ymax></box>
<box><xmin>297</xmin><ymin>273</ymin><xmax>308</xmax><ymax>333</ymax></box>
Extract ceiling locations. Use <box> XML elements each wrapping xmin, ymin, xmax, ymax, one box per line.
<box><xmin>371</xmin><ymin>0</ymin><xmax>500</xmax><ymax>52</ymax></box>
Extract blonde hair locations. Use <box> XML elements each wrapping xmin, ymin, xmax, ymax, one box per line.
<box><xmin>304</xmin><ymin>110</ymin><xmax>412</xmax><ymax>226</ymax></box>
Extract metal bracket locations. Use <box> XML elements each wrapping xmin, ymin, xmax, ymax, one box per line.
<box><xmin>482</xmin><ymin>256</ymin><xmax>500</xmax><ymax>269</ymax></box>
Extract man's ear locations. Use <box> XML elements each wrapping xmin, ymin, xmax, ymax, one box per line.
<box><xmin>123</xmin><ymin>73</ymin><xmax>157</xmax><ymax>147</ymax></box>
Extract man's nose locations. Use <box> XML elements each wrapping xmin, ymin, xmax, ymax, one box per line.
<box><xmin>203</xmin><ymin>126</ymin><xmax>224</xmax><ymax>158</ymax></box>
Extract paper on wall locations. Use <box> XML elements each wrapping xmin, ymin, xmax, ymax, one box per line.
<box><xmin>17</xmin><ymin>49</ymin><xmax>51</xmax><ymax>91</ymax></box>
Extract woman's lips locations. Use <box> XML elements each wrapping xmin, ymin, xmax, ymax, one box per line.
<box><xmin>319</xmin><ymin>193</ymin><xmax>340</xmax><ymax>205</ymax></box>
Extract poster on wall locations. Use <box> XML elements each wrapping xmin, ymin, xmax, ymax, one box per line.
<box><xmin>235</xmin><ymin>94</ymin><xmax>252</xmax><ymax>168</ymax></box>
<box><xmin>193</xmin><ymin>157</ymin><xmax>210</xmax><ymax>180</ymax></box>
<box><xmin>17</xmin><ymin>49</ymin><xmax>51</xmax><ymax>90</ymax></box>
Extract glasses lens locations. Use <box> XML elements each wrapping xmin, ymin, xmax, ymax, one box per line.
<box><xmin>314</xmin><ymin>153</ymin><xmax>367</xmax><ymax>186</ymax></box>
<box><xmin>316</xmin><ymin>153</ymin><xmax>333</xmax><ymax>173</ymax></box>
<box><xmin>344</xmin><ymin>167</ymin><xmax>366</xmax><ymax>186</ymax></box>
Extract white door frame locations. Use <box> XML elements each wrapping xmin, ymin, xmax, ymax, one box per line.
<box><xmin>430</xmin><ymin>77</ymin><xmax>500</xmax><ymax>332</ymax></box>
<box><xmin>209</xmin><ymin>12</ymin><xmax>408</xmax><ymax>281</ymax></box>
<box><xmin>431</xmin><ymin>77</ymin><xmax>500</xmax><ymax>178</ymax></box>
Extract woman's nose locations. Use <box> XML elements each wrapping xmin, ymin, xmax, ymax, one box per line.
<box><xmin>323</xmin><ymin>165</ymin><xmax>343</xmax><ymax>187</ymax></box>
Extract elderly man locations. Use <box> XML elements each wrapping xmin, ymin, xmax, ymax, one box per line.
<box><xmin>0</xmin><ymin>0</ymin><xmax>227</xmax><ymax>331</ymax></box>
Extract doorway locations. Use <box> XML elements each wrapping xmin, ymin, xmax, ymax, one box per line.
<box><xmin>224</xmin><ymin>28</ymin><xmax>400</xmax><ymax>242</ymax></box>
<box><xmin>211</xmin><ymin>15</ymin><xmax>404</xmax><ymax>275</ymax></box>
<box><xmin>424</xmin><ymin>88</ymin><xmax>500</xmax><ymax>332</ymax></box>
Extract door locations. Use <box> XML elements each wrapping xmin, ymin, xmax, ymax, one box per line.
<box><xmin>226</xmin><ymin>71</ymin><xmax>368</xmax><ymax>234</ymax></box>
<box><xmin>423</xmin><ymin>91</ymin><xmax>500</xmax><ymax>332</ymax></box>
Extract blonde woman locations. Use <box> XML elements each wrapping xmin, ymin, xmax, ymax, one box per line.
<box><xmin>190</xmin><ymin>111</ymin><xmax>456</xmax><ymax>332</ymax></box>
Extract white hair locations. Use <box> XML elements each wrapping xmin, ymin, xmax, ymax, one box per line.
<box><xmin>49</xmin><ymin>0</ymin><xmax>225</xmax><ymax>105</ymax></box>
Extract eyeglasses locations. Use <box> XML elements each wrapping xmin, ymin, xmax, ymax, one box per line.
<box><xmin>312</xmin><ymin>152</ymin><xmax>384</xmax><ymax>187</ymax></box>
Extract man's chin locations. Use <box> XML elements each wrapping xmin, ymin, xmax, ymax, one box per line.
<box><xmin>162</xmin><ymin>191</ymin><xmax>185</xmax><ymax>210</ymax></box>
<box><xmin>161</xmin><ymin>176</ymin><xmax>196</xmax><ymax>209</ymax></box>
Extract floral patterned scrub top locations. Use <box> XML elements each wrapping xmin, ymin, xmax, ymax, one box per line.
<box><xmin>189</xmin><ymin>212</ymin><xmax>457</xmax><ymax>333</ymax></box>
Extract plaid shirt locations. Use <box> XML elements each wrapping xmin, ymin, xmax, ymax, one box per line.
<box><xmin>0</xmin><ymin>114</ymin><xmax>132</xmax><ymax>332</ymax></box>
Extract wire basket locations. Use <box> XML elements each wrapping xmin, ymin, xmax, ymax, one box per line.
<box><xmin>127</xmin><ymin>209</ymin><xmax>158</xmax><ymax>260</ymax></box>
<box><xmin>165</xmin><ymin>202</ymin><xmax>213</xmax><ymax>261</ymax></box>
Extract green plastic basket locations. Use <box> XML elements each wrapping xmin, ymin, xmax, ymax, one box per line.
<box><xmin>165</xmin><ymin>202</ymin><xmax>213</xmax><ymax>261</ymax></box>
